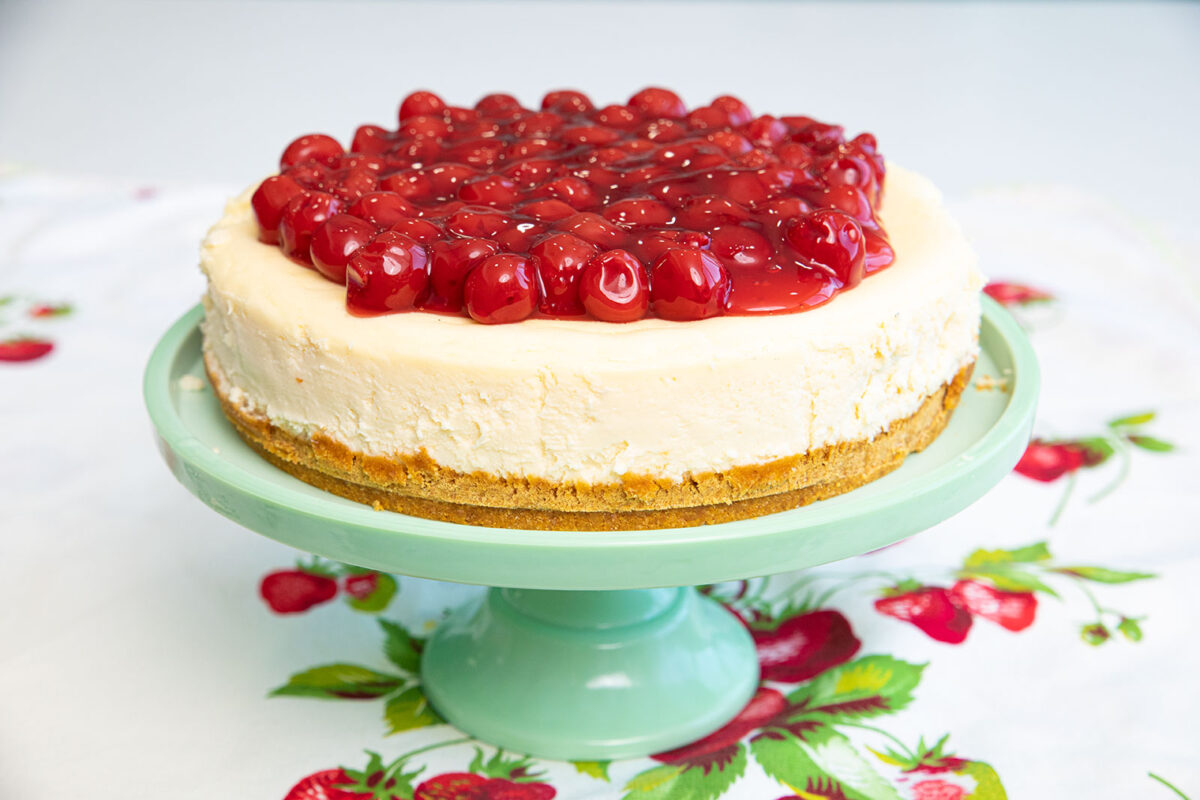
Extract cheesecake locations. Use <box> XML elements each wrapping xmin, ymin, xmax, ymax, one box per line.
<box><xmin>199</xmin><ymin>89</ymin><xmax>981</xmax><ymax>530</ymax></box>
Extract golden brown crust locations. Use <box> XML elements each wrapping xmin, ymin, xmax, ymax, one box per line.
<box><xmin>207</xmin><ymin>355</ymin><xmax>972</xmax><ymax>530</ymax></box>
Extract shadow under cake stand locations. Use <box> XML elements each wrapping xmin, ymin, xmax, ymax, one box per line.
<box><xmin>144</xmin><ymin>296</ymin><xmax>1037</xmax><ymax>761</ymax></box>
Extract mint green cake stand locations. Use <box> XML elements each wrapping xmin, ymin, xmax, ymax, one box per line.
<box><xmin>144</xmin><ymin>297</ymin><xmax>1037</xmax><ymax>760</ymax></box>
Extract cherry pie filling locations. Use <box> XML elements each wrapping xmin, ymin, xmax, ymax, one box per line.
<box><xmin>250</xmin><ymin>88</ymin><xmax>895</xmax><ymax>324</ymax></box>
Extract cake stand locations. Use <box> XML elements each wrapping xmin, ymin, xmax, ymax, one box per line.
<box><xmin>144</xmin><ymin>297</ymin><xmax>1037</xmax><ymax>760</ymax></box>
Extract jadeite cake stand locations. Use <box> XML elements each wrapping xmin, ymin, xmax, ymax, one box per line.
<box><xmin>143</xmin><ymin>296</ymin><xmax>1037</xmax><ymax>761</ymax></box>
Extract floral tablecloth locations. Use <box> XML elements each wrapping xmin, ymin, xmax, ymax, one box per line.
<box><xmin>2</xmin><ymin>166</ymin><xmax>1197</xmax><ymax>799</ymax></box>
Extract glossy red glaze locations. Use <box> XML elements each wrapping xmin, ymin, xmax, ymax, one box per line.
<box><xmin>255</xmin><ymin>90</ymin><xmax>895</xmax><ymax>322</ymax></box>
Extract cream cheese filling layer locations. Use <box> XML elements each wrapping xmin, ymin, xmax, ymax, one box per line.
<box><xmin>200</xmin><ymin>164</ymin><xmax>982</xmax><ymax>484</ymax></box>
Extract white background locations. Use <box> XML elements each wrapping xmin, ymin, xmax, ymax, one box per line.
<box><xmin>2</xmin><ymin>1</ymin><xmax>1199</xmax><ymax>229</ymax></box>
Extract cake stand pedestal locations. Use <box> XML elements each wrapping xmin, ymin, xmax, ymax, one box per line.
<box><xmin>144</xmin><ymin>297</ymin><xmax>1037</xmax><ymax>761</ymax></box>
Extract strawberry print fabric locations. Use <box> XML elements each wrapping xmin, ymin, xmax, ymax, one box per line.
<box><xmin>1</xmin><ymin>167</ymin><xmax>1197</xmax><ymax>799</ymax></box>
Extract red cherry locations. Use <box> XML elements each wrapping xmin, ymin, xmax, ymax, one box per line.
<box><xmin>784</xmin><ymin>210</ymin><xmax>865</xmax><ymax>287</ymax></box>
<box><xmin>278</xmin><ymin>191</ymin><xmax>342</xmax><ymax>264</ymax></box>
<box><xmin>475</xmin><ymin>92</ymin><xmax>523</xmax><ymax>117</ymax></box>
<box><xmin>542</xmin><ymin>89</ymin><xmax>594</xmax><ymax>113</ymax></box>
<box><xmin>556</xmin><ymin>212</ymin><xmax>626</xmax><ymax>249</ymax></box>
<box><xmin>708</xmin><ymin>225</ymin><xmax>772</xmax><ymax>268</ymax></box>
<box><xmin>512</xmin><ymin>111</ymin><xmax>564</xmax><ymax>137</ymax></box>
<box><xmin>777</xmin><ymin>142</ymin><xmax>815</xmax><ymax>169</ymax></box>
<box><xmin>381</xmin><ymin>170</ymin><xmax>433</xmax><ymax>201</ymax></box>
<box><xmin>579</xmin><ymin>250</ymin><xmax>649</xmax><ymax>322</ymax></box>
<box><xmin>601</xmin><ymin>197</ymin><xmax>674</xmax><ymax>228</ymax></box>
<box><xmin>712</xmin><ymin>94</ymin><xmax>753</xmax><ymax>126</ymax></box>
<box><xmin>345</xmin><ymin>231</ymin><xmax>430</xmax><ymax>315</ymax></box>
<box><xmin>387</xmin><ymin>217</ymin><xmax>444</xmax><ymax>244</ymax></box>
<box><xmin>493</xmin><ymin>222</ymin><xmax>547</xmax><ymax>253</ymax></box>
<box><xmin>351</xmin><ymin>124</ymin><xmax>391</xmax><ymax>155</ymax></box>
<box><xmin>348</xmin><ymin>192</ymin><xmax>416</xmax><ymax>228</ymax></box>
<box><xmin>463</xmin><ymin>254</ymin><xmax>537</xmax><ymax>324</ymax></box>
<box><xmin>425</xmin><ymin>163</ymin><xmax>480</xmax><ymax>198</ymax></box>
<box><xmin>516</xmin><ymin>198</ymin><xmax>576</xmax><ymax>222</ymax></box>
<box><xmin>793</xmin><ymin>121</ymin><xmax>845</xmax><ymax>152</ymax></box>
<box><xmin>251</xmin><ymin>174</ymin><xmax>305</xmax><ymax>244</ymax></box>
<box><xmin>399</xmin><ymin>114</ymin><xmax>452</xmax><ymax>140</ymax></box>
<box><xmin>561</xmin><ymin>125</ymin><xmax>622</xmax><ymax>146</ymax></box>
<box><xmin>445</xmin><ymin>138</ymin><xmax>504</xmax><ymax>168</ymax></box>
<box><xmin>445</xmin><ymin>207</ymin><xmax>512</xmax><ymax>238</ymax></box>
<box><xmin>530</xmin><ymin>233</ymin><xmax>598</xmax><ymax>315</ymax></box>
<box><xmin>280</xmin><ymin>134</ymin><xmax>344</xmax><ymax>169</ymax></box>
<box><xmin>594</xmin><ymin>104</ymin><xmax>642</xmax><ymax>129</ymax></box>
<box><xmin>260</xmin><ymin>570</ymin><xmax>338</xmax><ymax>614</ymax></box>
<box><xmin>743</xmin><ymin>116</ymin><xmax>788</xmax><ymax>146</ymax></box>
<box><xmin>330</xmin><ymin>167</ymin><xmax>378</xmax><ymax>203</ymax></box>
<box><xmin>650</xmin><ymin>249</ymin><xmax>730</xmax><ymax>320</ymax></box>
<box><xmin>640</xmin><ymin>119</ymin><xmax>688</xmax><ymax>142</ymax></box>
<box><xmin>310</xmin><ymin>214</ymin><xmax>377</xmax><ymax>283</ymax></box>
<box><xmin>676</xmin><ymin>195</ymin><xmax>751</xmax><ymax>230</ymax></box>
<box><xmin>458</xmin><ymin>174</ymin><xmax>521</xmax><ymax>208</ymax></box>
<box><xmin>504</xmin><ymin>157</ymin><xmax>564</xmax><ymax>187</ymax></box>
<box><xmin>535</xmin><ymin>176</ymin><xmax>597</xmax><ymax>210</ymax></box>
<box><xmin>686</xmin><ymin>105</ymin><xmax>731</xmax><ymax>130</ymax></box>
<box><xmin>630</xmin><ymin>87</ymin><xmax>687</xmax><ymax>119</ymax></box>
<box><xmin>802</xmin><ymin>184</ymin><xmax>874</xmax><ymax>223</ymax></box>
<box><xmin>283</xmin><ymin>162</ymin><xmax>329</xmax><ymax>191</ymax></box>
<box><xmin>758</xmin><ymin>196</ymin><xmax>811</xmax><ymax>221</ymax></box>
<box><xmin>399</xmin><ymin>90</ymin><xmax>445</xmax><ymax>121</ymax></box>
<box><xmin>427</xmin><ymin>238</ymin><xmax>500</xmax><ymax>310</ymax></box>
<box><xmin>705</xmin><ymin>130</ymin><xmax>753</xmax><ymax>157</ymax></box>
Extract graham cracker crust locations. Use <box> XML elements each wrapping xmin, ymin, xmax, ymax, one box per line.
<box><xmin>206</xmin><ymin>354</ymin><xmax>972</xmax><ymax>530</ymax></box>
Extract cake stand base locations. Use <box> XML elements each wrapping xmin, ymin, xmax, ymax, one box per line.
<box><xmin>421</xmin><ymin>587</ymin><xmax>759</xmax><ymax>760</ymax></box>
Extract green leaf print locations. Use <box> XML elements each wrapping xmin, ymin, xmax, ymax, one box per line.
<box><xmin>270</xmin><ymin>664</ymin><xmax>403</xmax><ymax>699</ymax></box>
<box><xmin>752</xmin><ymin>729</ymin><xmax>900</xmax><ymax>800</ymax></box>
<box><xmin>379</xmin><ymin>619</ymin><xmax>424</xmax><ymax>674</ymax></box>
<box><xmin>787</xmin><ymin>656</ymin><xmax>924</xmax><ymax>723</ymax></box>
<box><xmin>383</xmin><ymin>686</ymin><xmax>442</xmax><ymax>734</ymax></box>
<box><xmin>1051</xmin><ymin>566</ymin><xmax>1156</xmax><ymax>584</ymax></box>
<box><xmin>621</xmin><ymin>747</ymin><xmax>747</xmax><ymax>800</ymax></box>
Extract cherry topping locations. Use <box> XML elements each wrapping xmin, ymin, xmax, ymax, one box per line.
<box><xmin>253</xmin><ymin>89</ymin><xmax>895</xmax><ymax>323</ymax></box>
<box><xmin>463</xmin><ymin>254</ymin><xmax>537</xmax><ymax>324</ymax></box>
<box><xmin>251</xmin><ymin>175</ymin><xmax>305</xmax><ymax>244</ymax></box>
<box><xmin>399</xmin><ymin>91</ymin><xmax>445</xmax><ymax>121</ymax></box>
<box><xmin>784</xmin><ymin>209</ymin><xmax>866</xmax><ymax>288</ymax></box>
<box><xmin>280</xmin><ymin>134</ymin><xmax>344</xmax><ymax>169</ymax></box>
<box><xmin>530</xmin><ymin>233</ymin><xmax>598</xmax><ymax>315</ymax></box>
<box><xmin>278</xmin><ymin>191</ymin><xmax>342</xmax><ymax>264</ymax></box>
<box><xmin>427</xmin><ymin>238</ymin><xmax>500</xmax><ymax>310</ymax></box>
<box><xmin>349</xmin><ymin>192</ymin><xmax>416</xmax><ymax>228</ymax></box>
<box><xmin>629</xmin><ymin>88</ymin><xmax>687</xmax><ymax>120</ymax></box>
<box><xmin>345</xmin><ymin>231</ymin><xmax>430</xmax><ymax>314</ymax></box>
<box><xmin>579</xmin><ymin>250</ymin><xmax>649</xmax><ymax>323</ymax></box>
<box><xmin>310</xmin><ymin>214</ymin><xmax>377</xmax><ymax>283</ymax></box>
<box><xmin>649</xmin><ymin>249</ymin><xmax>730</xmax><ymax>321</ymax></box>
<box><xmin>542</xmin><ymin>90</ymin><xmax>594</xmax><ymax>113</ymax></box>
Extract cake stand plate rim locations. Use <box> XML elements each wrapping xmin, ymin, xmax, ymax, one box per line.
<box><xmin>144</xmin><ymin>296</ymin><xmax>1039</xmax><ymax>588</ymax></box>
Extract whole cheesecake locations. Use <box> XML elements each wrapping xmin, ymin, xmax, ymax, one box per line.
<box><xmin>200</xmin><ymin>89</ymin><xmax>982</xmax><ymax>530</ymax></box>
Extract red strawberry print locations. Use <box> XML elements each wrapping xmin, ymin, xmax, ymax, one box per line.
<box><xmin>28</xmin><ymin>303</ymin><xmax>72</xmax><ymax>318</ymax></box>
<box><xmin>652</xmin><ymin>687</ymin><xmax>787</xmax><ymax>765</ymax></box>
<box><xmin>911</xmin><ymin>779</ymin><xmax>965</xmax><ymax>800</ymax></box>
<box><xmin>261</xmin><ymin>569</ymin><xmax>339</xmax><ymax>614</ymax></box>
<box><xmin>344</xmin><ymin>572</ymin><xmax>380</xmax><ymax>600</ymax></box>
<box><xmin>284</xmin><ymin>769</ymin><xmax>370</xmax><ymax>800</ymax></box>
<box><xmin>1013</xmin><ymin>439</ymin><xmax>1093</xmax><ymax>482</ymax></box>
<box><xmin>0</xmin><ymin>337</ymin><xmax>53</xmax><ymax>362</ymax></box>
<box><xmin>983</xmin><ymin>281</ymin><xmax>1052</xmax><ymax>306</ymax></box>
<box><xmin>415</xmin><ymin>773</ymin><xmax>555</xmax><ymax>800</ymax></box>
<box><xmin>874</xmin><ymin>587</ymin><xmax>972</xmax><ymax>644</ymax></box>
<box><xmin>950</xmin><ymin>580</ymin><xmax>1036</xmax><ymax>631</ymax></box>
<box><xmin>750</xmin><ymin>609</ymin><xmax>861</xmax><ymax>683</ymax></box>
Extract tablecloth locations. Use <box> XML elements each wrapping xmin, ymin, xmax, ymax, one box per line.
<box><xmin>2</xmin><ymin>164</ymin><xmax>1197</xmax><ymax>798</ymax></box>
